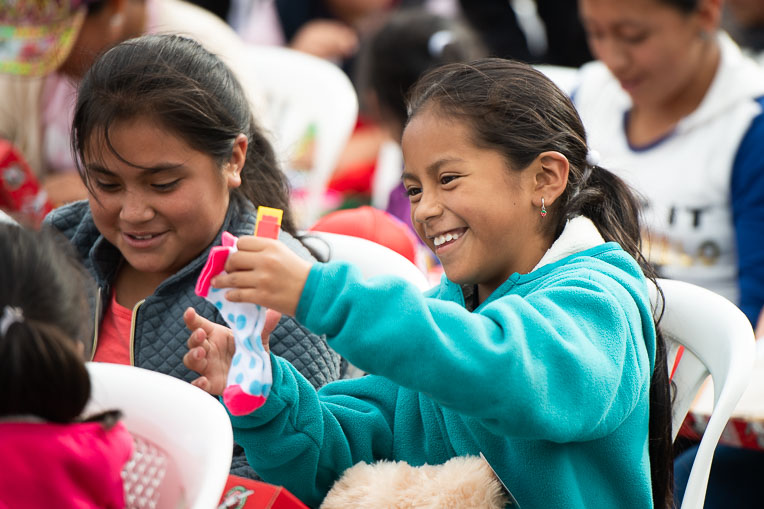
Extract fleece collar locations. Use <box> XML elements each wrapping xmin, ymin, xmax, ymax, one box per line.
<box><xmin>532</xmin><ymin>216</ymin><xmax>605</xmax><ymax>271</ymax></box>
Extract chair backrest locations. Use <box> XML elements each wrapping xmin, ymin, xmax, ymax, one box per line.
<box><xmin>370</xmin><ymin>140</ymin><xmax>404</xmax><ymax>211</ymax></box>
<box><xmin>85</xmin><ymin>363</ymin><xmax>233</xmax><ymax>509</ymax></box>
<box><xmin>649</xmin><ymin>278</ymin><xmax>755</xmax><ymax>509</ymax></box>
<box><xmin>242</xmin><ymin>45</ymin><xmax>359</xmax><ymax>228</ymax></box>
<box><xmin>303</xmin><ymin>231</ymin><xmax>431</xmax><ymax>292</ymax></box>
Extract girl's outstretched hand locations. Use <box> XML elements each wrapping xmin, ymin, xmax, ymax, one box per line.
<box><xmin>182</xmin><ymin>307</ymin><xmax>236</xmax><ymax>395</ymax></box>
<box><xmin>183</xmin><ymin>307</ymin><xmax>282</xmax><ymax>396</ymax></box>
<box><xmin>211</xmin><ymin>236</ymin><xmax>312</xmax><ymax>317</ymax></box>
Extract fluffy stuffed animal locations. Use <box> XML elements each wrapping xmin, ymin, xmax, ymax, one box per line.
<box><xmin>320</xmin><ymin>455</ymin><xmax>510</xmax><ymax>508</ymax></box>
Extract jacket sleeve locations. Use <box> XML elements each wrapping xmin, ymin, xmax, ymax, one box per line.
<box><xmin>731</xmin><ymin>101</ymin><xmax>764</xmax><ymax>328</ymax></box>
<box><xmin>296</xmin><ymin>261</ymin><xmax>653</xmax><ymax>443</ymax></box>
<box><xmin>229</xmin><ymin>355</ymin><xmax>399</xmax><ymax>507</ymax></box>
<box><xmin>268</xmin><ymin>315</ymin><xmax>341</xmax><ymax>388</ymax></box>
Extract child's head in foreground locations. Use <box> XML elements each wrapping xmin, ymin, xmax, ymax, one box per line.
<box><xmin>0</xmin><ymin>223</ymin><xmax>94</xmax><ymax>422</ymax></box>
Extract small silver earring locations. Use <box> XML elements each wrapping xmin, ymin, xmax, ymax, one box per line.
<box><xmin>540</xmin><ymin>198</ymin><xmax>547</xmax><ymax>217</ymax></box>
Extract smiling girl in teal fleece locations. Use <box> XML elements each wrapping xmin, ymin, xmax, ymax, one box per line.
<box><xmin>184</xmin><ymin>59</ymin><xmax>673</xmax><ymax>509</ymax></box>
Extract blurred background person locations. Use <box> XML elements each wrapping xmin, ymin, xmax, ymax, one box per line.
<box><xmin>573</xmin><ymin>0</ymin><xmax>764</xmax><ymax>336</ymax></box>
<box><xmin>570</xmin><ymin>1</ymin><xmax>764</xmax><ymax>505</ymax></box>
<box><xmin>0</xmin><ymin>0</ymin><xmax>268</xmax><ymax>211</ymax></box>
<box><xmin>333</xmin><ymin>7</ymin><xmax>485</xmax><ymax>225</ymax></box>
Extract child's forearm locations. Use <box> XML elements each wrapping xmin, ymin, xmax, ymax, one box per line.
<box><xmin>228</xmin><ymin>354</ymin><xmax>396</xmax><ymax>507</ymax></box>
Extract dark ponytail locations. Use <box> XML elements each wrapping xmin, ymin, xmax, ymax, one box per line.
<box><xmin>565</xmin><ymin>163</ymin><xmax>675</xmax><ymax>509</ymax></box>
<box><xmin>407</xmin><ymin>58</ymin><xmax>673</xmax><ymax>508</ymax></box>
<box><xmin>563</xmin><ymin>162</ymin><xmax>645</xmax><ymax>271</ymax></box>
<box><xmin>566</xmin><ymin>164</ymin><xmax>674</xmax><ymax>509</ymax></box>
<box><xmin>0</xmin><ymin>224</ymin><xmax>103</xmax><ymax>424</ymax></box>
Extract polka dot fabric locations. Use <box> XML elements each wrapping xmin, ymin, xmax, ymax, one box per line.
<box><xmin>196</xmin><ymin>231</ymin><xmax>271</xmax><ymax>416</ymax></box>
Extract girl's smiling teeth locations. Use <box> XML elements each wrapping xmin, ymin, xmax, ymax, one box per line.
<box><xmin>122</xmin><ymin>231</ymin><xmax>167</xmax><ymax>247</ymax></box>
<box><xmin>433</xmin><ymin>229</ymin><xmax>465</xmax><ymax>247</ymax></box>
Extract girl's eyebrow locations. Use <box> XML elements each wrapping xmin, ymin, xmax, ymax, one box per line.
<box><xmin>613</xmin><ymin>20</ymin><xmax>650</xmax><ymax>31</ymax></box>
<box><xmin>584</xmin><ymin>18</ymin><xmax>650</xmax><ymax>31</ymax></box>
<box><xmin>401</xmin><ymin>157</ymin><xmax>463</xmax><ymax>181</ymax></box>
<box><xmin>85</xmin><ymin>162</ymin><xmax>185</xmax><ymax>175</ymax></box>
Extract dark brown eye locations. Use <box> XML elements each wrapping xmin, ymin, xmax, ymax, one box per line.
<box><xmin>152</xmin><ymin>180</ymin><xmax>181</xmax><ymax>191</ymax></box>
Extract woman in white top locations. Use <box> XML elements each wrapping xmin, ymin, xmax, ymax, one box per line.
<box><xmin>574</xmin><ymin>0</ymin><xmax>764</xmax><ymax>336</ymax></box>
<box><xmin>573</xmin><ymin>1</ymin><xmax>764</xmax><ymax>506</ymax></box>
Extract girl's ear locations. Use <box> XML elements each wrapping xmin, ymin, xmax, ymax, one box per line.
<box><xmin>533</xmin><ymin>151</ymin><xmax>569</xmax><ymax>207</ymax></box>
<box><xmin>225</xmin><ymin>134</ymin><xmax>248</xmax><ymax>189</ymax></box>
<box><xmin>695</xmin><ymin>0</ymin><xmax>722</xmax><ymax>33</ymax></box>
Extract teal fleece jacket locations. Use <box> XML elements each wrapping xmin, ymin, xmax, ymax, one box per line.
<box><xmin>230</xmin><ymin>241</ymin><xmax>657</xmax><ymax>508</ymax></box>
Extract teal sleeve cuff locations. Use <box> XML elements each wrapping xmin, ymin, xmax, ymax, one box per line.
<box><xmin>227</xmin><ymin>352</ymin><xmax>288</xmax><ymax>427</ymax></box>
<box><xmin>296</xmin><ymin>263</ymin><xmax>324</xmax><ymax>325</ymax></box>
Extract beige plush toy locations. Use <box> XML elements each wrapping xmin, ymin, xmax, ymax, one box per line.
<box><xmin>320</xmin><ymin>455</ymin><xmax>511</xmax><ymax>509</ymax></box>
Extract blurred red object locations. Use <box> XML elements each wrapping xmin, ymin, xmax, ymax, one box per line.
<box><xmin>0</xmin><ymin>139</ymin><xmax>53</xmax><ymax>228</ymax></box>
<box><xmin>218</xmin><ymin>475</ymin><xmax>308</xmax><ymax>509</ymax></box>
<box><xmin>309</xmin><ymin>205</ymin><xmax>419</xmax><ymax>265</ymax></box>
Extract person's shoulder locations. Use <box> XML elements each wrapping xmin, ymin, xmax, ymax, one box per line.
<box><xmin>42</xmin><ymin>201</ymin><xmax>103</xmax><ymax>262</ymax></box>
<box><xmin>571</xmin><ymin>61</ymin><xmax>628</xmax><ymax>115</ymax></box>
<box><xmin>571</xmin><ymin>242</ymin><xmax>643</xmax><ymax>277</ymax></box>
<box><xmin>99</xmin><ymin>422</ymin><xmax>134</xmax><ymax>463</ymax></box>
<box><xmin>730</xmin><ymin>95</ymin><xmax>764</xmax><ymax>188</ymax></box>
<box><xmin>424</xmin><ymin>274</ymin><xmax>458</xmax><ymax>301</ymax></box>
<box><xmin>531</xmin><ymin>243</ymin><xmax>648</xmax><ymax>298</ymax></box>
<box><xmin>43</xmin><ymin>201</ymin><xmax>91</xmax><ymax>236</ymax></box>
<box><xmin>573</xmin><ymin>61</ymin><xmax>615</xmax><ymax>91</ymax></box>
<box><xmin>738</xmin><ymin>94</ymin><xmax>764</xmax><ymax>146</ymax></box>
<box><xmin>710</xmin><ymin>34</ymin><xmax>764</xmax><ymax>107</ymax></box>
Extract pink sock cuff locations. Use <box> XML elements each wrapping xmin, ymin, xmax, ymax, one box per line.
<box><xmin>223</xmin><ymin>385</ymin><xmax>267</xmax><ymax>415</ymax></box>
<box><xmin>195</xmin><ymin>232</ymin><xmax>239</xmax><ymax>297</ymax></box>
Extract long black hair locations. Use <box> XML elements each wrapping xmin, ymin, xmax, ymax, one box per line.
<box><xmin>407</xmin><ymin>58</ymin><xmax>673</xmax><ymax>508</ymax></box>
<box><xmin>71</xmin><ymin>33</ymin><xmax>299</xmax><ymax>235</ymax></box>
<box><xmin>0</xmin><ymin>224</ymin><xmax>119</xmax><ymax>426</ymax></box>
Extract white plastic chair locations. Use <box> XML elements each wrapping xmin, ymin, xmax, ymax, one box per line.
<box><xmin>85</xmin><ymin>362</ymin><xmax>234</xmax><ymax>509</ymax></box>
<box><xmin>370</xmin><ymin>140</ymin><xmax>404</xmax><ymax>211</ymax></box>
<box><xmin>242</xmin><ymin>45</ymin><xmax>359</xmax><ymax>228</ymax></box>
<box><xmin>302</xmin><ymin>231</ymin><xmax>431</xmax><ymax>292</ymax></box>
<box><xmin>649</xmin><ymin>278</ymin><xmax>755</xmax><ymax>509</ymax></box>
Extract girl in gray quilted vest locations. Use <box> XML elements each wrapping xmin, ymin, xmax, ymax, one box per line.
<box><xmin>44</xmin><ymin>33</ymin><xmax>341</xmax><ymax>478</ymax></box>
